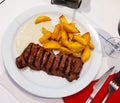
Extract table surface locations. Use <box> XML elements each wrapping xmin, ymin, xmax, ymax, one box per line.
<box><xmin>0</xmin><ymin>0</ymin><xmax>120</xmax><ymax>103</ymax></box>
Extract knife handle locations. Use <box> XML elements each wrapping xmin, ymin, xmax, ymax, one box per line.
<box><xmin>86</xmin><ymin>96</ymin><xmax>93</xmax><ymax>103</ymax></box>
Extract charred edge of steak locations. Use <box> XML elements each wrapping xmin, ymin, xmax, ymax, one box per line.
<box><xmin>16</xmin><ymin>43</ymin><xmax>84</xmax><ymax>82</ymax></box>
<box><xmin>16</xmin><ymin>55</ymin><xmax>27</xmax><ymax>68</ymax></box>
<box><xmin>16</xmin><ymin>43</ymin><xmax>34</xmax><ymax>68</ymax></box>
<box><xmin>22</xmin><ymin>43</ymin><xmax>33</xmax><ymax>62</ymax></box>
<box><xmin>66</xmin><ymin>55</ymin><xmax>83</xmax><ymax>82</ymax></box>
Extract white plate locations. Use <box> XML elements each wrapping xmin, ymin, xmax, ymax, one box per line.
<box><xmin>2</xmin><ymin>5</ymin><xmax>102</xmax><ymax>98</ymax></box>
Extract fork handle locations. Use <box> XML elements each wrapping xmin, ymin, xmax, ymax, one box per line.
<box><xmin>102</xmin><ymin>93</ymin><xmax>110</xmax><ymax>103</ymax></box>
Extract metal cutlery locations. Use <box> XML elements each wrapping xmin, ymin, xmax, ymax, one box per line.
<box><xmin>102</xmin><ymin>71</ymin><xmax>120</xmax><ymax>103</ymax></box>
<box><xmin>86</xmin><ymin>66</ymin><xmax>115</xmax><ymax>103</ymax></box>
<box><xmin>0</xmin><ymin>0</ymin><xmax>5</xmax><ymax>4</ymax></box>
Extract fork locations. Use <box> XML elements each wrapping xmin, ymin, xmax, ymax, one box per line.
<box><xmin>102</xmin><ymin>71</ymin><xmax>120</xmax><ymax>103</ymax></box>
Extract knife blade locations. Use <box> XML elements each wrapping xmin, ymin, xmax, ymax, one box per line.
<box><xmin>86</xmin><ymin>66</ymin><xmax>115</xmax><ymax>103</ymax></box>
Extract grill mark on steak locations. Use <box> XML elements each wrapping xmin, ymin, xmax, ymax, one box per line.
<box><xmin>69</xmin><ymin>56</ymin><xmax>76</xmax><ymax>73</ymax></box>
<box><xmin>43</xmin><ymin>52</ymin><xmax>54</xmax><ymax>73</ymax></box>
<box><xmin>59</xmin><ymin>54</ymin><xmax>68</xmax><ymax>71</ymax></box>
<box><xmin>22</xmin><ymin>43</ymin><xmax>33</xmax><ymax>62</ymax></box>
<box><xmin>58</xmin><ymin>54</ymin><xmax>68</xmax><ymax>77</ymax></box>
<box><xmin>69</xmin><ymin>56</ymin><xmax>83</xmax><ymax>74</ymax></box>
<box><xmin>46</xmin><ymin>54</ymin><xmax>56</xmax><ymax>74</ymax></box>
<box><xmin>32</xmin><ymin>47</ymin><xmax>40</xmax><ymax>68</ymax></box>
<box><xmin>51</xmin><ymin>53</ymin><xmax>63</xmax><ymax>75</ymax></box>
<box><xmin>28</xmin><ymin>44</ymin><xmax>40</xmax><ymax>70</ymax></box>
<box><xmin>34</xmin><ymin>47</ymin><xmax>45</xmax><ymax>70</ymax></box>
<box><xmin>41</xmin><ymin>50</ymin><xmax>51</xmax><ymax>70</ymax></box>
<box><xmin>73</xmin><ymin>58</ymin><xmax>83</xmax><ymax>74</ymax></box>
<box><xmin>56</xmin><ymin>53</ymin><xmax>65</xmax><ymax>77</ymax></box>
<box><xmin>64</xmin><ymin>57</ymin><xmax>69</xmax><ymax>76</ymax></box>
<box><xmin>44</xmin><ymin>53</ymin><xmax>51</xmax><ymax>69</ymax></box>
<box><xmin>39</xmin><ymin>49</ymin><xmax>46</xmax><ymax>69</ymax></box>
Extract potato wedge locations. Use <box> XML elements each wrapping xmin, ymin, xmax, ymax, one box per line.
<box><xmin>51</xmin><ymin>24</ymin><xmax>61</xmax><ymax>39</ymax></box>
<box><xmin>39</xmin><ymin>27</ymin><xmax>52</xmax><ymax>43</ymax></box>
<box><xmin>59</xmin><ymin>15</ymin><xmax>68</xmax><ymax>24</ymax></box>
<box><xmin>61</xmin><ymin>40</ymin><xmax>84</xmax><ymax>53</ymax></box>
<box><xmin>59</xmin><ymin>46</ymin><xmax>72</xmax><ymax>54</ymax></box>
<box><xmin>88</xmin><ymin>41</ymin><xmax>95</xmax><ymax>49</ymax></box>
<box><xmin>60</xmin><ymin>30</ymin><xmax>68</xmax><ymax>40</ymax></box>
<box><xmin>56</xmin><ymin>32</ymin><xmax>61</xmax><ymax>41</ymax></box>
<box><xmin>69</xmin><ymin>22</ymin><xmax>76</xmax><ymax>27</ymax></box>
<box><xmin>42</xmin><ymin>27</ymin><xmax>52</xmax><ymax>36</ymax></box>
<box><xmin>37</xmin><ymin>14</ymin><xmax>94</xmax><ymax>61</ymax></box>
<box><xmin>67</xmin><ymin>42</ymin><xmax>84</xmax><ymax>53</ymax></box>
<box><xmin>39</xmin><ymin>37</ymin><xmax>47</xmax><ymax>44</ymax></box>
<box><xmin>82</xmin><ymin>32</ymin><xmax>91</xmax><ymax>43</ymax></box>
<box><xmin>72</xmin><ymin>52</ymin><xmax>80</xmax><ymax>57</ymax></box>
<box><xmin>61</xmin><ymin>40</ymin><xmax>70</xmax><ymax>47</ymax></box>
<box><xmin>81</xmin><ymin>46</ymin><xmax>90</xmax><ymax>62</ymax></box>
<box><xmin>63</xmin><ymin>23</ymin><xmax>79</xmax><ymax>33</ymax></box>
<box><xmin>74</xmin><ymin>35</ymin><xmax>88</xmax><ymax>45</ymax></box>
<box><xmin>68</xmin><ymin>33</ymin><xmax>74</xmax><ymax>40</ymax></box>
<box><xmin>35</xmin><ymin>16</ymin><xmax>51</xmax><ymax>24</ymax></box>
<box><xmin>43</xmin><ymin>40</ymin><xmax>61</xmax><ymax>49</ymax></box>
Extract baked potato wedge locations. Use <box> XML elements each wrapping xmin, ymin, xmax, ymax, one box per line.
<box><xmin>67</xmin><ymin>42</ymin><xmax>84</xmax><ymax>53</ymax></box>
<box><xmin>63</xmin><ymin>23</ymin><xmax>79</xmax><ymax>33</ymax></box>
<box><xmin>39</xmin><ymin>27</ymin><xmax>52</xmax><ymax>43</ymax></box>
<box><xmin>59</xmin><ymin>46</ymin><xmax>72</xmax><ymax>54</ymax></box>
<box><xmin>60</xmin><ymin>30</ymin><xmax>68</xmax><ymax>40</ymax></box>
<box><xmin>81</xmin><ymin>46</ymin><xmax>91</xmax><ymax>62</ymax></box>
<box><xmin>59</xmin><ymin>15</ymin><xmax>68</xmax><ymax>24</ymax></box>
<box><xmin>82</xmin><ymin>32</ymin><xmax>91</xmax><ymax>43</ymax></box>
<box><xmin>35</xmin><ymin>16</ymin><xmax>51</xmax><ymax>24</ymax></box>
<box><xmin>88</xmin><ymin>41</ymin><xmax>95</xmax><ymax>49</ymax></box>
<box><xmin>51</xmin><ymin>24</ymin><xmax>61</xmax><ymax>40</ymax></box>
<box><xmin>43</xmin><ymin>40</ymin><xmax>61</xmax><ymax>49</ymax></box>
<box><xmin>74</xmin><ymin>35</ymin><xmax>88</xmax><ymax>45</ymax></box>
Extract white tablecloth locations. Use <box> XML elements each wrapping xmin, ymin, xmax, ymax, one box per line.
<box><xmin>0</xmin><ymin>0</ymin><xmax>120</xmax><ymax>103</ymax></box>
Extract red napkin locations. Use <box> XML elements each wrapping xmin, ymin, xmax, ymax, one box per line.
<box><xmin>63</xmin><ymin>74</ymin><xmax>120</xmax><ymax>103</ymax></box>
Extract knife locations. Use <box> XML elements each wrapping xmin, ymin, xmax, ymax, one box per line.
<box><xmin>86</xmin><ymin>66</ymin><xmax>115</xmax><ymax>103</ymax></box>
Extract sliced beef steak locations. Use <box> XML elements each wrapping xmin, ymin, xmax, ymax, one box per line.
<box><xmin>16</xmin><ymin>42</ymin><xmax>84</xmax><ymax>82</ymax></box>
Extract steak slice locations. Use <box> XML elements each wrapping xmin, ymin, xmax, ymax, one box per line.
<box><xmin>16</xmin><ymin>43</ymin><xmax>84</xmax><ymax>82</ymax></box>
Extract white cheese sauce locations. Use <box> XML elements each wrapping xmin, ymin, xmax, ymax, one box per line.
<box><xmin>16</xmin><ymin>18</ymin><xmax>53</xmax><ymax>54</ymax></box>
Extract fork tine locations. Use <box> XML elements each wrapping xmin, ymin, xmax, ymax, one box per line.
<box><xmin>102</xmin><ymin>71</ymin><xmax>120</xmax><ymax>103</ymax></box>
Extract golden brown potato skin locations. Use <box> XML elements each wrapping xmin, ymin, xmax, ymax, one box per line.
<box><xmin>36</xmin><ymin>15</ymin><xmax>95</xmax><ymax>62</ymax></box>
